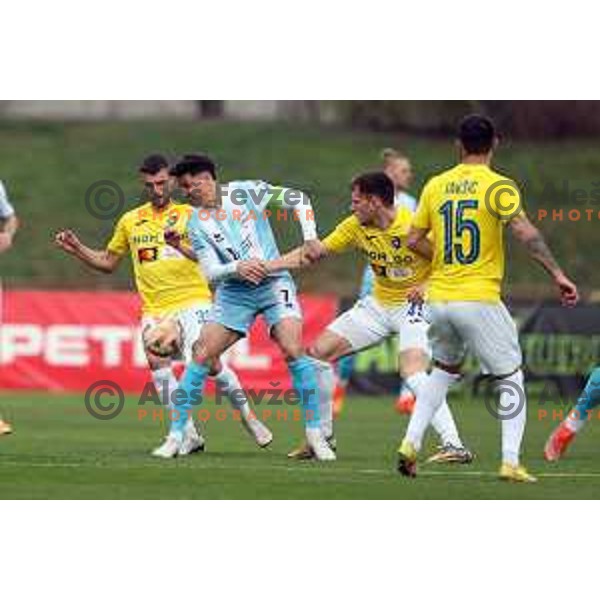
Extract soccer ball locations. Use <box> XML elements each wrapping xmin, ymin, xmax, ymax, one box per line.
<box><xmin>143</xmin><ymin>319</ymin><xmax>181</xmax><ymax>358</ymax></box>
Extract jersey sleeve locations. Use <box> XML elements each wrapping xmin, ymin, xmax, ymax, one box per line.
<box><xmin>0</xmin><ymin>181</ymin><xmax>15</xmax><ymax>218</ymax></box>
<box><xmin>412</xmin><ymin>179</ymin><xmax>434</xmax><ymax>230</ymax></box>
<box><xmin>106</xmin><ymin>215</ymin><xmax>129</xmax><ymax>256</ymax></box>
<box><xmin>322</xmin><ymin>216</ymin><xmax>358</xmax><ymax>254</ymax></box>
<box><xmin>188</xmin><ymin>214</ymin><xmax>238</xmax><ymax>283</ymax></box>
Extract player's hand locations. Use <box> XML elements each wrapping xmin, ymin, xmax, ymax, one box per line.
<box><xmin>237</xmin><ymin>259</ymin><xmax>268</xmax><ymax>284</ymax></box>
<box><xmin>302</xmin><ymin>239</ymin><xmax>326</xmax><ymax>263</ymax></box>
<box><xmin>407</xmin><ymin>284</ymin><xmax>426</xmax><ymax>305</ymax></box>
<box><xmin>554</xmin><ymin>272</ymin><xmax>579</xmax><ymax>307</ymax></box>
<box><xmin>164</xmin><ymin>229</ymin><xmax>182</xmax><ymax>248</ymax></box>
<box><xmin>54</xmin><ymin>229</ymin><xmax>82</xmax><ymax>255</ymax></box>
<box><xmin>0</xmin><ymin>232</ymin><xmax>13</xmax><ymax>254</ymax></box>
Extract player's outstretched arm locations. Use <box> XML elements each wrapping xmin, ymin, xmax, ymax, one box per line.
<box><xmin>266</xmin><ymin>241</ymin><xmax>328</xmax><ymax>273</ymax></box>
<box><xmin>509</xmin><ymin>213</ymin><xmax>579</xmax><ymax>306</ymax></box>
<box><xmin>267</xmin><ymin>185</ymin><xmax>321</xmax><ymax>256</ymax></box>
<box><xmin>54</xmin><ymin>229</ymin><xmax>121</xmax><ymax>274</ymax></box>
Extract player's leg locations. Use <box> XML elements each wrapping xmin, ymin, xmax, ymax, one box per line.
<box><xmin>270</xmin><ymin>316</ymin><xmax>335</xmax><ymax>460</ymax></box>
<box><xmin>333</xmin><ymin>353</ymin><xmax>356</xmax><ymax>417</ymax></box>
<box><xmin>397</xmin><ymin>304</ymin><xmax>464</xmax><ymax>476</ymax></box>
<box><xmin>213</xmin><ymin>362</ymin><xmax>273</xmax><ymax>448</ymax></box>
<box><xmin>544</xmin><ymin>367</ymin><xmax>600</xmax><ymax>461</ymax></box>
<box><xmin>453</xmin><ymin>302</ymin><xmax>535</xmax><ymax>482</ymax></box>
<box><xmin>396</xmin><ymin>311</ymin><xmax>471</xmax><ymax>464</ymax></box>
<box><xmin>286</xmin><ymin>328</ymin><xmax>353</xmax><ymax>459</ymax></box>
<box><xmin>178</xmin><ymin>304</ymin><xmax>272</xmax><ymax>448</ymax></box>
<box><xmin>142</xmin><ymin>317</ymin><xmax>205</xmax><ymax>453</ymax></box>
<box><xmin>153</xmin><ymin>322</ymin><xmax>243</xmax><ymax>458</ymax></box>
<box><xmin>259</xmin><ymin>275</ymin><xmax>334</xmax><ymax>460</ymax></box>
<box><xmin>286</xmin><ymin>298</ymin><xmax>391</xmax><ymax>459</ymax></box>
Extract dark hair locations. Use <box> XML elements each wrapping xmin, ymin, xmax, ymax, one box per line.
<box><xmin>352</xmin><ymin>171</ymin><xmax>395</xmax><ymax>206</ymax></box>
<box><xmin>139</xmin><ymin>154</ymin><xmax>169</xmax><ymax>175</ymax></box>
<box><xmin>170</xmin><ymin>153</ymin><xmax>217</xmax><ymax>179</ymax></box>
<box><xmin>458</xmin><ymin>114</ymin><xmax>496</xmax><ymax>155</ymax></box>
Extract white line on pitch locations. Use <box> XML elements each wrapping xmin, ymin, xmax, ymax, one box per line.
<box><xmin>1</xmin><ymin>460</ymin><xmax>600</xmax><ymax>480</ymax></box>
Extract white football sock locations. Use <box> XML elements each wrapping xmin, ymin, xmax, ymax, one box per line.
<box><xmin>406</xmin><ymin>371</ymin><xmax>462</xmax><ymax>447</ymax></box>
<box><xmin>214</xmin><ymin>364</ymin><xmax>252</xmax><ymax>421</ymax></box>
<box><xmin>497</xmin><ymin>369</ymin><xmax>527</xmax><ymax>466</ymax></box>
<box><xmin>312</xmin><ymin>358</ymin><xmax>335</xmax><ymax>439</ymax></box>
<box><xmin>405</xmin><ymin>368</ymin><xmax>459</xmax><ymax>451</ymax></box>
<box><xmin>153</xmin><ymin>366</ymin><xmax>199</xmax><ymax>436</ymax></box>
<box><xmin>152</xmin><ymin>367</ymin><xmax>178</xmax><ymax>409</ymax></box>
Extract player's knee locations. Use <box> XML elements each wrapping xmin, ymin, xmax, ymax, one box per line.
<box><xmin>191</xmin><ymin>339</ymin><xmax>222</xmax><ymax>371</ymax></box>
<box><xmin>206</xmin><ymin>357</ymin><xmax>223</xmax><ymax>376</ymax></box>
<box><xmin>307</xmin><ymin>343</ymin><xmax>327</xmax><ymax>361</ymax></box>
<box><xmin>280</xmin><ymin>341</ymin><xmax>304</xmax><ymax>361</ymax></box>
<box><xmin>310</xmin><ymin>332</ymin><xmax>349</xmax><ymax>362</ymax></box>
<box><xmin>399</xmin><ymin>348</ymin><xmax>429</xmax><ymax>377</ymax></box>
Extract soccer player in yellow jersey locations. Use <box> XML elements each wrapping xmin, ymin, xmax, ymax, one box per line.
<box><xmin>397</xmin><ymin>115</ymin><xmax>579</xmax><ymax>482</ymax></box>
<box><xmin>268</xmin><ymin>172</ymin><xmax>471</xmax><ymax>462</ymax></box>
<box><xmin>55</xmin><ymin>154</ymin><xmax>272</xmax><ymax>455</ymax></box>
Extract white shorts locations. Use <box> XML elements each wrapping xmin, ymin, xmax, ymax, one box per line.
<box><xmin>141</xmin><ymin>302</ymin><xmax>211</xmax><ymax>362</ymax></box>
<box><xmin>327</xmin><ymin>295</ymin><xmax>430</xmax><ymax>354</ymax></box>
<box><xmin>428</xmin><ymin>301</ymin><xmax>522</xmax><ymax>376</ymax></box>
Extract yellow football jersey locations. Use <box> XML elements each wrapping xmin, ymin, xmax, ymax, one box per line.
<box><xmin>107</xmin><ymin>201</ymin><xmax>211</xmax><ymax>316</ymax></box>
<box><xmin>413</xmin><ymin>163</ymin><xmax>523</xmax><ymax>302</ymax></box>
<box><xmin>323</xmin><ymin>207</ymin><xmax>431</xmax><ymax>306</ymax></box>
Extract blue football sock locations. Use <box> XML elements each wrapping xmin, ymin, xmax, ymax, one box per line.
<box><xmin>170</xmin><ymin>361</ymin><xmax>209</xmax><ymax>440</ymax></box>
<box><xmin>336</xmin><ymin>354</ymin><xmax>355</xmax><ymax>386</ymax></box>
<box><xmin>567</xmin><ymin>367</ymin><xmax>600</xmax><ymax>432</ymax></box>
<box><xmin>288</xmin><ymin>355</ymin><xmax>321</xmax><ymax>431</ymax></box>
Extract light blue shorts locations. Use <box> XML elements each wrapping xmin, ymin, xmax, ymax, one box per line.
<box><xmin>211</xmin><ymin>274</ymin><xmax>302</xmax><ymax>335</ymax></box>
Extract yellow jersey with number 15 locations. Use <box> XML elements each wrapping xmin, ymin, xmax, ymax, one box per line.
<box><xmin>107</xmin><ymin>201</ymin><xmax>211</xmax><ymax>316</ymax></box>
<box><xmin>323</xmin><ymin>206</ymin><xmax>431</xmax><ymax>307</ymax></box>
<box><xmin>413</xmin><ymin>163</ymin><xmax>523</xmax><ymax>303</ymax></box>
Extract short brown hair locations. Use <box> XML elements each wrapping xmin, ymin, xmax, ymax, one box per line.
<box><xmin>352</xmin><ymin>172</ymin><xmax>395</xmax><ymax>207</ymax></box>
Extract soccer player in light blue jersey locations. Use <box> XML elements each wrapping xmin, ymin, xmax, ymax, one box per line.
<box><xmin>152</xmin><ymin>154</ymin><xmax>336</xmax><ymax>460</ymax></box>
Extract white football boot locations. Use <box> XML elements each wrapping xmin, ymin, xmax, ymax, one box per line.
<box><xmin>179</xmin><ymin>419</ymin><xmax>206</xmax><ymax>454</ymax></box>
<box><xmin>306</xmin><ymin>429</ymin><xmax>336</xmax><ymax>461</ymax></box>
<box><xmin>151</xmin><ymin>435</ymin><xmax>182</xmax><ymax>458</ymax></box>
<box><xmin>244</xmin><ymin>419</ymin><xmax>273</xmax><ymax>448</ymax></box>
<box><xmin>180</xmin><ymin>420</ymin><xmax>205</xmax><ymax>455</ymax></box>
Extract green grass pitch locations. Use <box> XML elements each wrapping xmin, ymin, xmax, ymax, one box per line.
<box><xmin>0</xmin><ymin>390</ymin><xmax>597</xmax><ymax>499</ymax></box>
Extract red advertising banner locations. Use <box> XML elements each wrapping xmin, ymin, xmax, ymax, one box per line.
<box><xmin>0</xmin><ymin>290</ymin><xmax>338</xmax><ymax>393</ymax></box>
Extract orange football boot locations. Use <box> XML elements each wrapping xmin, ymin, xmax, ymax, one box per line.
<box><xmin>395</xmin><ymin>391</ymin><xmax>416</xmax><ymax>415</ymax></box>
<box><xmin>544</xmin><ymin>422</ymin><xmax>576</xmax><ymax>462</ymax></box>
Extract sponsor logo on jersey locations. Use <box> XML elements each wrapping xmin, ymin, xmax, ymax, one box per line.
<box><xmin>137</xmin><ymin>247</ymin><xmax>159</xmax><ymax>263</ymax></box>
